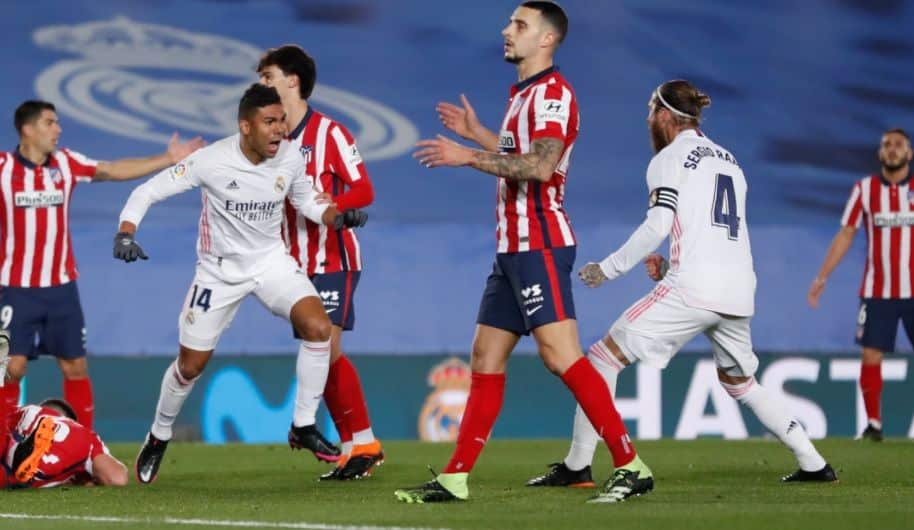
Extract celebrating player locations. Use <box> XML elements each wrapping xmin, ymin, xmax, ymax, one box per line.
<box><xmin>396</xmin><ymin>1</ymin><xmax>651</xmax><ymax>504</ymax></box>
<box><xmin>115</xmin><ymin>84</ymin><xmax>366</xmax><ymax>484</ymax></box>
<box><xmin>0</xmin><ymin>100</ymin><xmax>203</xmax><ymax>429</ymax></box>
<box><xmin>528</xmin><ymin>80</ymin><xmax>837</xmax><ymax>494</ymax></box>
<box><xmin>258</xmin><ymin>45</ymin><xmax>383</xmax><ymax>480</ymax></box>
<box><xmin>808</xmin><ymin>128</ymin><xmax>914</xmax><ymax>441</ymax></box>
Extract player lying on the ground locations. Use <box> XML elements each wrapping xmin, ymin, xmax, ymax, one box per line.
<box><xmin>0</xmin><ymin>396</ymin><xmax>128</xmax><ymax>489</ymax></box>
<box><xmin>527</xmin><ymin>79</ymin><xmax>837</xmax><ymax>499</ymax></box>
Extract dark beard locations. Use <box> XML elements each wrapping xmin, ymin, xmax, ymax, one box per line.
<box><xmin>504</xmin><ymin>55</ymin><xmax>522</xmax><ymax>64</ymax></box>
<box><xmin>650</xmin><ymin>124</ymin><xmax>668</xmax><ymax>153</ymax></box>
<box><xmin>882</xmin><ymin>159</ymin><xmax>908</xmax><ymax>172</ymax></box>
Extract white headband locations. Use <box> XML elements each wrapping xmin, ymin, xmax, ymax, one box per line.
<box><xmin>654</xmin><ymin>87</ymin><xmax>697</xmax><ymax>119</ymax></box>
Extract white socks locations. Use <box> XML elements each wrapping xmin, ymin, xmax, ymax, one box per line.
<box><xmin>722</xmin><ymin>378</ymin><xmax>827</xmax><ymax>472</ymax></box>
<box><xmin>150</xmin><ymin>360</ymin><xmax>199</xmax><ymax>441</ymax></box>
<box><xmin>293</xmin><ymin>339</ymin><xmax>331</xmax><ymax>427</ymax></box>
<box><xmin>563</xmin><ymin>341</ymin><xmax>625</xmax><ymax>471</ymax></box>
<box><xmin>353</xmin><ymin>427</ymin><xmax>376</xmax><ymax>445</ymax></box>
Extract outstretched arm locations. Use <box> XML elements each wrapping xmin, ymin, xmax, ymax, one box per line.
<box><xmin>94</xmin><ymin>133</ymin><xmax>204</xmax><ymax>182</ymax></box>
<box><xmin>808</xmin><ymin>225</ymin><xmax>857</xmax><ymax>308</ymax></box>
<box><xmin>414</xmin><ymin>136</ymin><xmax>564</xmax><ymax>183</ymax></box>
<box><xmin>118</xmin><ymin>163</ymin><xmax>199</xmax><ymax>230</ymax></box>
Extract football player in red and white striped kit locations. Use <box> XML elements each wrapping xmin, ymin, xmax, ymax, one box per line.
<box><xmin>808</xmin><ymin>128</ymin><xmax>914</xmax><ymax>441</ymax></box>
<box><xmin>257</xmin><ymin>45</ymin><xmax>382</xmax><ymax>480</ymax></box>
<box><xmin>397</xmin><ymin>1</ymin><xmax>650</xmax><ymax>504</ymax></box>
<box><xmin>0</xmin><ymin>100</ymin><xmax>203</xmax><ymax>430</ymax></box>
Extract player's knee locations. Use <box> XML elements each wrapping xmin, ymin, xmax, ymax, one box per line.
<box><xmin>538</xmin><ymin>347</ymin><xmax>572</xmax><ymax>376</ymax></box>
<box><xmin>296</xmin><ymin>314</ymin><xmax>332</xmax><ymax>342</ymax></box>
<box><xmin>178</xmin><ymin>361</ymin><xmax>205</xmax><ymax>380</ymax></box>
<box><xmin>58</xmin><ymin>358</ymin><xmax>88</xmax><ymax>379</ymax></box>
<box><xmin>4</xmin><ymin>356</ymin><xmax>27</xmax><ymax>381</ymax></box>
<box><xmin>861</xmin><ymin>347</ymin><xmax>883</xmax><ymax>365</ymax></box>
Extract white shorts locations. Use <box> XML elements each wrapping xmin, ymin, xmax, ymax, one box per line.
<box><xmin>178</xmin><ymin>254</ymin><xmax>318</xmax><ymax>351</ymax></box>
<box><xmin>609</xmin><ymin>284</ymin><xmax>758</xmax><ymax>377</ymax></box>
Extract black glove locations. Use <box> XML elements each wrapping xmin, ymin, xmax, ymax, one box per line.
<box><xmin>113</xmin><ymin>232</ymin><xmax>148</xmax><ymax>262</ymax></box>
<box><xmin>332</xmin><ymin>209</ymin><xmax>368</xmax><ymax>231</ymax></box>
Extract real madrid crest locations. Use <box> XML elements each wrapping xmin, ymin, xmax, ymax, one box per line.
<box><xmin>274</xmin><ymin>175</ymin><xmax>285</xmax><ymax>193</ymax></box>
<box><xmin>418</xmin><ymin>357</ymin><xmax>471</xmax><ymax>442</ymax></box>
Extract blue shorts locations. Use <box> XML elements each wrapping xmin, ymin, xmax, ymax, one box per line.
<box><xmin>0</xmin><ymin>282</ymin><xmax>87</xmax><ymax>360</ymax></box>
<box><xmin>477</xmin><ymin>247</ymin><xmax>577</xmax><ymax>336</ymax></box>
<box><xmin>292</xmin><ymin>271</ymin><xmax>360</xmax><ymax>338</ymax></box>
<box><xmin>855</xmin><ymin>298</ymin><xmax>914</xmax><ymax>352</ymax></box>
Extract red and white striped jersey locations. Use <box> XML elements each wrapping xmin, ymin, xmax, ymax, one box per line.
<box><xmin>495</xmin><ymin>66</ymin><xmax>578</xmax><ymax>253</ymax></box>
<box><xmin>0</xmin><ymin>148</ymin><xmax>96</xmax><ymax>288</ymax></box>
<box><xmin>842</xmin><ymin>174</ymin><xmax>914</xmax><ymax>299</ymax></box>
<box><xmin>283</xmin><ymin>108</ymin><xmax>373</xmax><ymax>275</ymax></box>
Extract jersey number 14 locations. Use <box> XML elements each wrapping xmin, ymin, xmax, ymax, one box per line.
<box><xmin>712</xmin><ymin>173</ymin><xmax>740</xmax><ymax>240</ymax></box>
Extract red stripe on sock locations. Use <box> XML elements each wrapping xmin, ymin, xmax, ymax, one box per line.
<box><xmin>444</xmin><ymin>372</ymin><xmax>505</xmax><ymax>474</ymax></box>
<box><xmin>860</xmin><ymin>362</ymin><xmax>882</xmax><ymax>423</ymax></box>
<box><xmin>63</xmin><ymin>377</ymin><xmax>94</xmax><ymax>430</ymax></box>
<box><xmin>561</xmin><ymin>357</ymin><xmax>634</xmax><ymax>467</ymax></box>
<box><xmin>324</xmin><ymin>357</ymin><xmax>353</xmax><ymax>444</ymax></box>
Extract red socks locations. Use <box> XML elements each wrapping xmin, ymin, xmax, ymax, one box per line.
<box><xmin>323</xmin><ymin>355</ymin><xmax>372</xmax><ymax>444</ymax></box>
<box><xmin>0</xmin><ymin>380</ymin><xmax>20</xmax><ymax>412</ymax></box>
<box><xmin>63</xmin><ymin>377</ymin><xmax>94</xmax><ymax>430</ymax></box>
<box><xmin>444</xmin><ymin>372</ymin><xmax>505</xmax><ymax>474</ymax></box>
<box><xmin>335</xmin><ymin>355</ymin><xmax>372</xmax><ymax>434</ymax></box>
<box><xmin>860</xmin><ymin>363</ymin><xmax>882</xmax><ymax>424</ymax></box>
<box><xmin>324</xmin><ymin>358</ymin><xmax>353</xmax><ymax>444</ymax></box>
<box><xmin>561</xmin><ymin>357</ymin><xmax>635</xmax><ymax>468</ymax></box>
<box><xmin>0</xmin><ymin>381</ymin><xmax>13</xmax><ymax>440</ymax></box>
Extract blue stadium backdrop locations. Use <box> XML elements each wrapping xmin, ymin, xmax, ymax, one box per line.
<box><xmin>1</xmin><ymin>0</ymin><xmax>913</xmax><ymax>441</ymax></box>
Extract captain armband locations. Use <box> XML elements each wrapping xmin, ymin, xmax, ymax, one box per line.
<box><xmin>648</xmin><ymin>187</ymin><xmax>678</xmax><ymax>212</ymax></box>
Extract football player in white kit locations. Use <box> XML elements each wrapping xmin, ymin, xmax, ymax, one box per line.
<box><xmin>113</xmin><ymin>84</ymin><xmax>367</xmax><ymax>484</ymax></box>
<box><xmin>528</xmin><ymin>80</ymin><xmax>836</xmax><ymax>499</ymax></box>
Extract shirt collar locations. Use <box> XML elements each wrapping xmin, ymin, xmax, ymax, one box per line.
<box><xmin>13</xmin><ymin>146</ymin><xmax>54</xmax><ymax>169</ymax></box>
<box><xmin>878</xmin><ymin>172</ymin><xmax>913</xmax><ymax>187</ymax></box>
<box><xmin>286</xmin><ymin>106</ymin><xmax>315</xmax><ymax>140</ymax></box>
<box><xmin>514</xmin><ymin>65</ymin><xmax>558</xmax><ymax>93</ymax></box>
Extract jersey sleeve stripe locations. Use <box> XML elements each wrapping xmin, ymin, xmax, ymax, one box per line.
<box><xmin>330</xmin><ymin>126</ymin><xmax>362</xmax><ymax>183</ymax></box>
<box><xmin>840</xmin><ymin>181</ymin><xmax>863</xmax><ymax>227</ymax></box>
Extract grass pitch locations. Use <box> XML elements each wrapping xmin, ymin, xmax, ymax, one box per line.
<box><xmin>1</xmin><ymin>439</ymin><xmax>912</xmax><ymax>530</ymax></box>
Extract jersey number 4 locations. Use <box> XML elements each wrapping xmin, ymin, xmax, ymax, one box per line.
<box><xmin>712</xmin><ymin>173</ymin><xmax>740</xmax><ymax>240</ymax></box>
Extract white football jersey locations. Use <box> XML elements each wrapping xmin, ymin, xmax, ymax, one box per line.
<box><xmin>120</xmin><ymin>134</ymin><xmax>328</xmax><ymax>282</ymax></box>
<box><xmin>650</xmin><ymin>129</ymin><xmax>756</xmax><ymax>316</ymax></box>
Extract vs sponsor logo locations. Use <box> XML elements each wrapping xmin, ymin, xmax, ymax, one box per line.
<box><xmin>521</xmin><ymin>284</ymin><xmax>544</xmax><ymax>317</ymax></box>
<box><xmin>319</xmin><ymin>290</ymin><xmax>341</xmax><ymax>313</ymax></box>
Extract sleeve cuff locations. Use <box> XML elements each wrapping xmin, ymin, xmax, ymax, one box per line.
<box><xmin>599</xmin><ymin>256</ymin><xmax>621</xmax><ymax>281</ymax></box>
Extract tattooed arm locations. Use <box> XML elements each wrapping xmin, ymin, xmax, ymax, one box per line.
<box><xmin>413</xmin><ymin>135</ymin><xmax>564</xmax><ymax>183</ymax></box>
